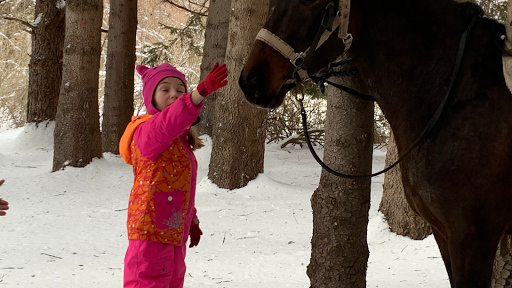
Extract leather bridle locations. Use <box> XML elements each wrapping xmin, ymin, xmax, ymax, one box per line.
<box><xmin>255</xmin><ymin>0</ymin><xmax>353</xmax><ymax>82</ymax></box>
<box><xmin>253</xmin><ymin>0</ymin><xmax>480</xmax><ymax>179</ymax></box>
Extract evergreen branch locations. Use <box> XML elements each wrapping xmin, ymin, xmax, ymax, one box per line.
<box><xmin>2</xmin><ymin>16</ymin><xmax>35</xmax><ymax>31</ymax></box>
<box><xmin>165</xmin><ymin>1</ymin><xmax>208</xmax><ymax>17</ymax></box>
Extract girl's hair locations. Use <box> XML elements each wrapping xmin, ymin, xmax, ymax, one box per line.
<box><xmin>187</xmin><ymin>126</ymin><xmax>204</xmax><ymax>151</ymax></box>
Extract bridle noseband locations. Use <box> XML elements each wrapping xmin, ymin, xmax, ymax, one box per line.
<box><xmin>256</xmin><ymin>0</ymin><xmax>353</xmax><ymax>82</ymax></box>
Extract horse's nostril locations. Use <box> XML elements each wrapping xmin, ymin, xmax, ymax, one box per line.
<box><xmin>239</xmin><ymin>70</ymin><xmax>258</xmax><ymax>98</ymax></box>
<box><xmin>247</xmin><ymin>72</ymin><xmax>267</xmax><ymax>100</ymax></box>
<box><xmin>239</xmin><ymin>69</ymin><xmax>268</xmax><ymax>104</ymax></box>
<box><xmin>248</xmin><ymin>74</ymin><xmax>259</xmax><ymax>87</ymax></box>
<box><xmin>249</xmin><ymin>81</ymin><xmax>260</xmax><ymax>101</ymax></box>
<box><xmin>254</xmin><ymin>91</ymin><xmax>261</xmax><ymax>101</ymax></box>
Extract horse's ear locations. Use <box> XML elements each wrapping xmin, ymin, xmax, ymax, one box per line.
<box><xmin>460</xmin><ymin>2</ymin><xmax>484</xmax><ymax>21</ymax></box>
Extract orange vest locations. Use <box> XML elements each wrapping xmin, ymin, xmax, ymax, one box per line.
<box><xmin>120</xmin><ymin>115</ymin><xmax>194</xmax><ymax>245</ymax></box>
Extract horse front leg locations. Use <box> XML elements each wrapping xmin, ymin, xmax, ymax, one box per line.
<box><xmin>446</xmin><ymin>227</ymin><xmax>501</xmax><ymax>288</ymax></box>
<box><xmin>432</xmin><ymin>227</ymin><xmax>454</xmax><ymax>287</ymax></box>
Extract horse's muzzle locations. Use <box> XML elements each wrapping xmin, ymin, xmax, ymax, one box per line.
<box><xmin>239</xmin><ymin>70</ymin><xmax>272</xmax><ymax>108</ymax></box>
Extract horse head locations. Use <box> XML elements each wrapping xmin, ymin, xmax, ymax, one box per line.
<box><xmin>239</xmin><ymin>0</ymin><xmax>359</xmax><ymax>108</ymax></box>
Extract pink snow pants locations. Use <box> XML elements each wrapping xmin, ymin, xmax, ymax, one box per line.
<box><xmin>124</xmin><ymin>240</ymin><xmax>187</xmax><ymax>288</ymax></box>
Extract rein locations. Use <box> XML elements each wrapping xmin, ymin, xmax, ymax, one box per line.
<box><xmin>295</xmin><ymin>16</ymin><xmax>478</xmax><ymax>179</ymax></box>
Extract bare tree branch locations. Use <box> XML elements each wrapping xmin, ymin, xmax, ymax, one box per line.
<box><xmin>164</xmin><ymin>1</ymin><xmax>208</xmax><ymax>17</ymax></box>
<box><xmin>189</xmin><ymin>0</ymin><xmax>208</xmax><ymax>9</ymax></box>
<box><xmin>2</xmin><ymin>16</ymin><xmax>35</xmax><ymax>30</ymax></box>
<box><xmin>22</xmin><ymin>28</ymin><xmax>33</xmax><ymax>35</ymax></box>
<box><xmin>280</xmin><ymin>128</ymin><xmax>325</xmax><ymax>148</ymax></box>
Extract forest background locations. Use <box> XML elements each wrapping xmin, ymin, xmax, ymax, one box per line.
<box><xmin>0</xmin><ymin>0</ymin><xmax>507</xmax><ymax>141</ymax></box>
<box><xmin>0</xmin><ymin>0</ymin><xmax>511</xmax><ymax>287</ymax></box>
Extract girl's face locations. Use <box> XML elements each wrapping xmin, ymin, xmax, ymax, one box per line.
<box><xmin>153</xmin><ymin>77</ymin><xmax>186</xmax><ymax>111</ymax></box>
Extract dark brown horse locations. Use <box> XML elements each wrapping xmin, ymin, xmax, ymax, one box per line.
<box><xmin>239</xmin><ymin>0</ymin><xmax>512</xmax><ymax>287</ymax></box>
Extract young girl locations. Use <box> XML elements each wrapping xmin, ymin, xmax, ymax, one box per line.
<box><xmin>0</xmin><ymin>179</ymin><xmax>8</xmax><ymax>216</ymax></box>
<box><xmin>119</xmin><ymin>62</ymin><xmax>227</xmax><ymax>288</ymax></box>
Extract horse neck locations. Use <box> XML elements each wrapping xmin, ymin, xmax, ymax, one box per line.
<box><xmin>350</xmin><ymin>0</ymin><xmax>474</xmax><ymax>146</ymax></box>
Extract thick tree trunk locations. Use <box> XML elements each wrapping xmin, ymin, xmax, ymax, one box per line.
<box><xmin>378</xmin><ymin>132</ymin><xmax>432</xmax><ymax>240</ymax></box>
<box><xmin>26</xmin><ymin>0</ymin><xmax>65</xmax><ymax>124</ymax></box>
<box><xmin>307</xmin><ymin>72</ymin><xmax>373</xmax><ymax>287</ymax></box>
<box><xmin>101</xmin><ymin>0</ymin><xmax>137</xmax><ymax>154</ymax></box>
<box><xmin>196</xmin><ymin>0</ymin><xmax>231</xmax><ymax>136</ymax></box>
<box><xmin>53</xmin><ymin>0</ymin><xmax>103</xmax><ymax>171</ymax></box>
<box><xmin>492</xmin><ymin>236</ymin><xmax>512</xmax><ymax>288</ymax></box>
<box><xmin>490</xmin><ymin>4</ymin><xmax>512</xmax><ymax>287</ymax></box>
<box><xmin>207</xmin><ymin>0</ymin><xmax>267</xmax><ymax>190</ymax></box>
<box><xmin>508</xmin><ymin>1</ymin><xmax>512</xmax><ymax>26</ymax></box>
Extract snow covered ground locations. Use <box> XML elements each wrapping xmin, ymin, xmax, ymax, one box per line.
<box><xmin>0</xmin><ymin>124</ymin><xmax>449</xmax><ymax>287</ymax></box>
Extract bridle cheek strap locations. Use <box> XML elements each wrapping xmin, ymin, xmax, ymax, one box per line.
<box><xmin>339</xmin><ymin>0</ymin><xmax>353</xmax><ymax>48</ymax></box>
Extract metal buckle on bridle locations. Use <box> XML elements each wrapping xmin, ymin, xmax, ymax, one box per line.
<box><xmin>293</xmin><ymin>85</ymin><xmax>305</xmax><ymax>103</ymax></box>
<box><xmin>343</xmin><ymin>33</ymin><xmax>353</xmax><ymax>45</ymax></box>
<box><xmin>290</xmin><ymin>4</ymin><xmax>337</xmax><ymax>82</ymax></box>
<box><xmin>291</xmin><ymin>52</ymin><xmax>306</xmax><ymax>69</ymax></box>
<box><xmin>322</xmin><ymin>3</ymin><xmax>337</xmax><ymax>31</ymax></box>
<box><xmin>255</xmin><ymin>0</ymin><xmax>351</xmax><ymax>84</ymax></box>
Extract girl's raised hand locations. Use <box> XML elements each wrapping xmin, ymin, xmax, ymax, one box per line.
<box><xmin>196</xmin><ymin>63</ymin><xmax>228</xmax><ymax>97</ymax></box>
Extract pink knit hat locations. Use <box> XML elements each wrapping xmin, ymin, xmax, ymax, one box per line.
<box><xmin>136</xmin><ymin>63</ymin><xmax>188</xmax><ymax>115</ymax></box>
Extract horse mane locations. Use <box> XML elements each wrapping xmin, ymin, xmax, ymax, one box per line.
<box><xmin>459</xmin><ymin>1</ymin><xmax>484</xmax><ymax>20</ymax></box>
<box><xmin>347</xmin><ymin>0</ymin><xmax>510</xmax><ymax>142</ymax></box>
<box><xmin>354</xmin><ymin>0</ymin><xmax>510</xmax><ymax>91</ymax></box>
<box><xmin>360</xmin><ymin>0</ymin><xmax>508</xmax><ymax>57</ymax></box>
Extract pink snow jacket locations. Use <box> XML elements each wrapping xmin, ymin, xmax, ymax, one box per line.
<box><xmin>119</xmin><ymin>94</ymin><xmax>202</xmax><ymax>245</ymax></box>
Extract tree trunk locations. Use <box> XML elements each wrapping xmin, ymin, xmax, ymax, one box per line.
<box><xmin>307</xmin><ymin>72</ymin><xmax>373</xmax><ymax>288</ymax></box>
<box><xmin>26</xmin><ymin>0</ymin><xmax>65</xmax><ymax>124</ymax></box>
<box><xmin>101</xmin><ymin>0</ymin><xmax>137</xmax><ymax>154</ymax></box>
<box><xmin>378</xmin><ymin>132</ymin><xmax>432</xmax><ymax>240</ymax></box>
<box><xmin>490</xmin><ymin>3</ymin><xmax>512</xmax><ymax>287</ymax></box>
<box><xmin>508</xmin><ymin>0</ymin><xmax>512</xmax><ymax>26</ymax></box>
<box><xmin>196</xmin><ymin>0</ymin><xmax>231</xmax><ymax>136</ymax></box>
<box><xmin>491</xmin><ymin>237</ymin><xmax>512</xmax><ymax>288</ymax></box>
<box><xmin>53</xmin><ymin>0</ymin><xmax>103</xmax><ymax>171</ymax></box>
<box><xmin>207</xmin><ymin>0</ymin><xmax>267</xmax><ymax>190</ymax></box>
